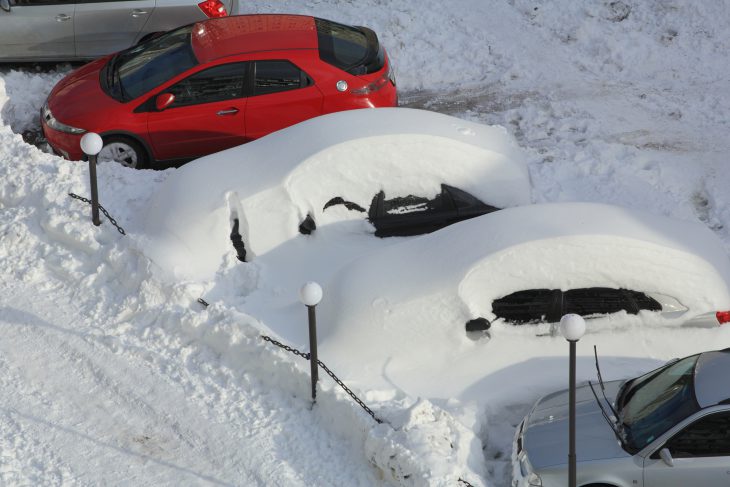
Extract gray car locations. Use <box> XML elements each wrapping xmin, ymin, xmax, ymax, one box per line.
<box><xmin>0</xmin><ymin>0</ymin><xmax>234</xmax><ymax>62</ymax></box>
<box><xmin>513</xmin><ymin>348</ymin><xmax>730</xmax><ymax>487</ymax></box>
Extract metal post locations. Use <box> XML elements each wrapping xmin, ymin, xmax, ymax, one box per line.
<box><xmin>307</xmin><ymin>304</ymin><xmax>319</xmax><ymax>402</ymax></box>
<box><xmin>568</xmin><ymin>339</ymin><xmax>577</xmax><ymax>487</ymax></box>
<box><xmin>88</xmin><ymin>153</ymin><xmax>100</xmax><ymax>226</ymax></box>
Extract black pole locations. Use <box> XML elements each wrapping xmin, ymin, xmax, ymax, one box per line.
<box><xmin>88</xmin><ymin>153</ymin><xmax>100</xmax><ymax>226</ymax></box>
<box><xmin>307</xmin><ymin>304</ymin><xmax>319</xmax><ymax>402</ymax></box>
<box><xmin>568</xmin><ymin>339</ymin><xmax>577</xmax><ymax>487</ymax></box>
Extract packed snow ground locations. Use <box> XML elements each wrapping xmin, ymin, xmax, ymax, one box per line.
<box><xmin>1</xmin><ymin>1</ymin><xmax>730</xmax><ymax>486</ymax></box>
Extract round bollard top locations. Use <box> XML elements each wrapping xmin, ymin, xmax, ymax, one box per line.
<box><xmin>560</xmin><ymin>314</ymin><xmax>586</xmax><ymax>341</ymax></box>
<box><xmin>299</xmin><ymin>282</ymin><xmax>323</xmax><ymax>306</ymax></box>
<box><xmin>80</xmin><ymin>132</ymin><xmax>103</xmax><ymax>156</ymax></box>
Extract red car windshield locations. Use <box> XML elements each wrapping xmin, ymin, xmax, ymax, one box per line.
<box><xmin>104</xmin><ymin>26</ymin><xmax>198</xmax><ymax>102</ymax></box>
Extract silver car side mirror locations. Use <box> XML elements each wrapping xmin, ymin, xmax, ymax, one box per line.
<box><xmin>659</xmin><ymin>448</ymin><xmax>674</xmax><ymax>467</ymax></box>
<box><xmin>0</xmin><ymin>0</ymin><xmax>10</xmax><ymax>13</ymax></box>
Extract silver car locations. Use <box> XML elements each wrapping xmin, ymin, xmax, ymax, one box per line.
<box><xmin>513</xmin><ymin>348</ymin><xmax>730</xmax><ymax>487</ymax></box>
<box><xmin>0</xmin><ymin>0</ymin><xmax>235</xmax><ymax>62</ymax></box>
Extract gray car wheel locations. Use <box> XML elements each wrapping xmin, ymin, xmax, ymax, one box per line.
<box><xmin>99</xmin><ymin>137</ymin><xmax>148</xmax><ymax>169</ymax></box>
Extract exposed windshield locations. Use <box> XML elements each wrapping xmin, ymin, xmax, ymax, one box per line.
<box><xmin>315</xmin><ymin>18</ymin><xmax>382</xmax><ymax>75</ymax></box>
<box><xmin>105</xmin><ymin>26</ymin><xmax>198</xmax><ymax>101</ymax></box>
<box><xmin>619</xmin><ymin>355</ymin><xmax>700</xmax><ymax>451</ymax></box>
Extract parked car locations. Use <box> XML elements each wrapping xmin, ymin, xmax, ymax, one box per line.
<box><xmin>513</xmin><ymin>348</ymin><xmax>730</xmax><ymax>487</ymax></box>
<box><xmin>0</xmin><ymin>0</ymin><xmax>232</xmax><ymax>62</ymax></box>
<box><xmin>41</xmin><ymin>14</ymin><xmax>398</xmax><ymax>167</ymax></box>
<box><xmin>315</xmin><ymin>202</ymin><xmax>730</xmax><ymax>356</ymax></box>
<box><xmin>141</xmin><ymin>107</ymin><xmax>530</xmax><ymax>281</ymax></box>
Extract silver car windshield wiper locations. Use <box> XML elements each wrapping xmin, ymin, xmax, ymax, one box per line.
<box><xmin>590</xmin><ymin>346</ymin><xmax>629</xmax><ymax>449</ymax></box>
<box><xmin>588</xmin><ymin>380</ymin><xmax>627</xmax><ymax>448</ymax></box>
<box><xmin>593</xmin><ymin>346</ymin><xmax>619</xmax><ymax>418</ymax></box>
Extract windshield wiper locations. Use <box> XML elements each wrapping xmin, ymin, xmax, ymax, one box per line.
<box><xmin>588</xmin><ymin>380</ymin><xmax>627</xmax><ymax>448</ymax></box>
<box><xmin>594</xmin><ymin>346</ymin><xmax>619</xmax><ymax>418</ymax></box>
<box><xmin>590</xmin><ymin>346</ymin><xmax>629</xmax><ymax>449</ymax></box>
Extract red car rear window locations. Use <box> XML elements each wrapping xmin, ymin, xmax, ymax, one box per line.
<box><xmin>315</xmin><ymin>18</ymin><xmax>377</xmax><ymax>74</ymax></box>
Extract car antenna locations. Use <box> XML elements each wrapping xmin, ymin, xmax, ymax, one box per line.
<box><xmin>594</xmin><ymin>345</ymin><xmax>619</xmax><ymax>419</ymax></box>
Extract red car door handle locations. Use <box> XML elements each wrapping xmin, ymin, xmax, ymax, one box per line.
<box><xmin>217</xmin><ymin>108</ymin><xmax>239</xmax><ymax>116</ymax></box>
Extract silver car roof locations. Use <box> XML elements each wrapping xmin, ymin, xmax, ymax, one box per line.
<box><xmin>694</xmin><ymin>349</ymin><xmax>730</xmax><ymax>408</ymax></box>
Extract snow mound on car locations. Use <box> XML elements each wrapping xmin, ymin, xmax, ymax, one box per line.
<box><xmin>143</xmin><ymin>107</ymin><xmax>530</xmax><ymax>281</ymax></box>
<box><xmin>316</xmin><ymin>202</ymin><xmax>730</xmax><ymax>394</ymax></box>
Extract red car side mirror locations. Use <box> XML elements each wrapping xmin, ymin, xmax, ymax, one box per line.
<box><xmin>155</xmin><ymin>93</ymin><xmax>175</xmax><ymax>111</ymax></box>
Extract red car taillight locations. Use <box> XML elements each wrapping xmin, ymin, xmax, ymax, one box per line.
<box><xmin>716</xmin><ymin>311</ymin><xmax>730</xmax><ymax>324</ymax></box>
<box><xmin>198</xmin><ymin>0</ymin><xmax>227</xmax><ymax>18</ymax></box>
<box><xmin>351</xmin><ymin>73</ymin><xmax>390</xmax><ymax>95</ymax></box>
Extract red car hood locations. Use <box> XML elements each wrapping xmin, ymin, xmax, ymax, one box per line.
<box><xmin>48</xmin><ymin>56</ymin><xmax>121</xmax><ymax>126</ymax></box>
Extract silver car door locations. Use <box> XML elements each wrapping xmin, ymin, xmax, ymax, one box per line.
<box><xmin>74</xmin><ymin>0</ymin><xmax>155</xmax><ymax>58</ymax></box>
<box><xmin>643</xmin><ymin>411</ymin><xmax>730</xmax><ymax>487</ymax></box>
<box><xmin>142</xmin><ymin>0</ymin><xmax>233</xmax><ymax>37</ymax></box>
<box><xmin>0</xmin><ymin>0</ymin><xmax>75</xmax><ymax>61</ymax></box>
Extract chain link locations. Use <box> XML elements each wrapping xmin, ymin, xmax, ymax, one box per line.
<box><xmin>262</xmin><ymin>335</ymin><xmax>482</xmax><ymax>484</ymax></box>
<box><xmin>315</xmin><ymin>358</ymin><xmax>382</xmax><ymax>423</ymax></box>
<box><xmin>261</xmin><ymin>335</ymin><xmax>311</xmax><ymax>361</ymax></box>
<box><xmin>261</xmin><ymin>335</ymin><xmax>382</xmax><ymax>423</ymax></box>
<box><xmin>68</xmin><ymin>193</ymin><xmax>126</xmax><ymax>235</ymax></box>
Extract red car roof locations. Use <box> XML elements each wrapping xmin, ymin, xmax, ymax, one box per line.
<box><xmin>191</xmin><ymin>14</ymin><xmax>318</xmax><ymax>63</ymax></box>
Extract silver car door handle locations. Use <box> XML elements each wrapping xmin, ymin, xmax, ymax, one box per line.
<box><xmin>55</xmin><ymin>14</ymin><xmax>71</xmax><ymax>21</ymax></box>
<box><xmin>131</xmin><ymin>9</ymin><xmax>148</xmax><ymax>17</ymax></box>
<box><xmin>217</xmin><ymin>108</ymin><xmax>239</xmax><ymax>116</ymax></box>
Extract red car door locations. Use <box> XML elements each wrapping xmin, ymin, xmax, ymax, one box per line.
<box><xmin>245</xmin><ymin>60</ymin><xmax>323</xmax><ymax>140</ymax></box>
<box><xmin>147</xmin><ymin>62</ymin><xmax>249</xmax><ymax>161</ymax></box>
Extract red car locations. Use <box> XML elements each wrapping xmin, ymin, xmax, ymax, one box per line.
<box><xmin>41</xmin><ymin>14</ymin><xmax>397</xmax><ymax>168</ymax></box>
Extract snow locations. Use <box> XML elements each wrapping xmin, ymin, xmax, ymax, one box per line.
<box><xmin>142</xmin><ymin>107</ymin><xmax>529</xmax><ymax>281</ymax></box>
<box><xmin>314</xmin><ymin>202</ymin><xmax>730</xmax><ymax>398</ymax></box>
<box><xmin>2</xmin><ymin>1</ymin><xmax>730</xmax><ymax>486</ymax></box>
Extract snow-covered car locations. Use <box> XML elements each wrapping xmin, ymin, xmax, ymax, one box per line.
<box><xmin>143</xmin><ymin>107</ymin><xmax>531</xmax><ymax>281</ymax></box>
<box><xmin>513</xmin><ymin>348</ymin><xmax>730</xmax><ymax>487</ymax></box>
<box><xmin>314</xmin><ymin>202</ymin><xmax>730</xmax><ymax>368</ymax></box>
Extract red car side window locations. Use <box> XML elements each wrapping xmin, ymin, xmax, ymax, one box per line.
<box><xmin>253</xmin><ymin>60</ymin><xmax>310</xmax><ymax>96</ymax></box>
<box><xmin>168</xmin><ymin>62</ymin><xmax>249</xmax><ymax>108</ymax></box>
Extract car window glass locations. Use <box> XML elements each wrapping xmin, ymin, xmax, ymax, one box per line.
<box><xmin>620</xmin><ymin>355</ymin><xmax>700</xmax><ymax>450</ymax></box>
<box><xmin>492</xmin><ymin>288</ymin><xmax>661</xmax><ymax>324</ymax></box>
<box><xmin>254</xmin><ymin>61</ymin><xmax>306</xmax><ymax>96</ymax></box>
<box><xmin>564</xmin><ymin>288</ymin><xmax>661</xmax><ymax>316</ymax></box>
<box><xmin>667</xmin><ymin>412</ymin><xmax>730</xmax><ymax>457</ymax></box>
<box><xmin>315</xmin><ymin>18</ymin><xmax>369</xmax><ymax>71</ymax></box>
<box><xmin>12</xmin><ymin>0</ymin><xmax>72</xmax><ymax>4</ymax></box>
<box><xmin>167</xmin><ymin>62</ymin><xmax>248</xmax><ymax>107</ymax></box>
<box><xmin>492</xmin><ymin>289</ymin><xmax>563</xmax><ymax>324</ymax></box>
<box><xmin>115</xmin><ymin>26</ymin><xmax>197</xmax><ymax>101</ymax></box>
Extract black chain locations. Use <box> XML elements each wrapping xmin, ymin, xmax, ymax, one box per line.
<box><xmin>261</xmin><ymin>335</ymin><xmax>383</xmax><ymax>423</ymax></box>
<box><xmin>315</xmin><ymin>358</ymin><xmax>383</xmax><ymax>424</ymax></box>
<box><xmin>68</xmin><ymin>193</ymin><xmax>126</xmax><ymax>235</ymax></box>
<box><xmin>261</xmin><ymin>335</ymin><xmax>481</xmax><ymax>485</ymax></box>
<box><xmin>261</xmin><ymin>335</ymin><xmax>312</xmax><ymax>361</ymax></box>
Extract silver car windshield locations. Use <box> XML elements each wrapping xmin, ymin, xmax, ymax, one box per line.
<box><xmin>619</xmin><ymin>354</ymin><xmax>700</xmax><ymax>451</ymax></box>
<box><xmin>108</xmin><ymin>26</ymin><xmax>198</xmax><ymax>101</ymax></box>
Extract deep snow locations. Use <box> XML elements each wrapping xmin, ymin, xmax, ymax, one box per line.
<box><xmin>1</xmin><ymin>1</ymin><xmax>730</xmax><ymax>486</ymax></box>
